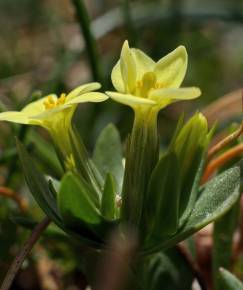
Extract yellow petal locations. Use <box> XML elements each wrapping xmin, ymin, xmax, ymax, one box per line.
<box><xmin>22</xmin><ymin>95</ymin><xmax>57</xmax><ymax>116</ymax></box>
<box><xmin>149</xmin><ymin>87</ymin><xmax>201</xmax><ymax>109</ymax></box>
<box><xmin>131</xmin><ymin>48</ymin><xmax>155</xmax><ymax>80</ymax></box>
<box><xmin>0</xmin><ymin>111</ymin><xmax>30</xmax><ymax>124</ymax></box>
<box><xmin>67</xmin><ymin>92</ymin><xmax>108</xmax><ymax>105</ymax></box>
<box><xmin>106</xmin><ymin>91</ymin><xmax>156</xmax><ymax>108</ymax></box>
<box><xmin>31</xmin><ymin>104</ymin><xmax>72</xmax><ymax>120</ymax></box>
<box><xmin>120</xmin><ymin>40</ymin><xmax>137</xmax><ymax>93</ymax></box>
<box><xmin>111</xmin><ymin>60</ymin><xmax>125</xmax><ymax>93</ymax></box>
<box><xmin>66</xmin><ymin>82</ymin><xmax>101</xmax><ymax>100</ymax></box>
<box><xmin>154</xmin><ymin>46</ymin><xmax>188</xmax><ymax>88</ymax></box>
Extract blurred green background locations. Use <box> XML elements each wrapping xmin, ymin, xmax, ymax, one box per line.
<box><xmin>0</xmin><ymin>0</ymin><xmax>243</xmax><ymax>288</ymax></box>
<box><xmin>0</xmin><ymin>0</ymin><xmax>243</xmax><ymax>146</ymax></box>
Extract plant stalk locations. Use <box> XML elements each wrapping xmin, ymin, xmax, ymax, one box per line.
<box><xmin>0</xmin><ymin>217</ymin><xmax>51</xmax><ymax>290</ymax></box>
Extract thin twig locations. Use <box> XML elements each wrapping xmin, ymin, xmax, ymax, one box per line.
<box><xmin>0</xmin><ymin>217</ymin><xmax>51</xmax><ymax>290</ymax></box>
<box><xmin>202</xmin><ymin>143</ymin><xmax>243</xmax><ymax>183</ymax></box>
<box><xmin>0</xmin><ymin>186</ymin><xmax>28</xmax><ymax>212</ymax></box>
<box><xmin>177</xmin><ymin>243</ymin><xmax>208</xmax><ymax>290</ymax></box>
<box><xmin>207</xmin><ymin>122</ymin><xmax>243</xmax><ymax>162</ymax></box>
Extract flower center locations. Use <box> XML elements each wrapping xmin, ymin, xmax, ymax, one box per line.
<box><xmin>43</xmin><ymin>93</ymin><xmax>66</xmax><ymax>110</ymax></box>
<box><xmin>135</xmin><ymin>72</ymin><xmax>164</xmax><ymax>98</ymax></box>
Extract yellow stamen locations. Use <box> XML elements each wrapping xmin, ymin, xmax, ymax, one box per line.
<box><xmin>57</xmin><ymin>93</ymin><xmax>66</xmax><ymax>105</ymax></box>
<box><xmin>43</xmin><ymin>93</ymin><xmax>67</xmax><ymax>110</ymax></box>
<box><xmin>154</xmin><ymin>83</ymin><xmax>164</xmax><ymax>89</ymax></box>
<box><xmin>135</xmin><ymin>72</ymin><xmax>164</xmax><ymax>98</ymax></box>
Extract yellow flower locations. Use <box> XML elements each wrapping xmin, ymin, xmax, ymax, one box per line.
<box><xmin>0</xmin><ymin>82</ymin><xmax>106</xmax><ymax>127</ymax></box>
<box><xmin>106</xmin><ymin>40</ymin><xmax>201</xmax><ymax>112</ymax></box>
<box><xmin>0</xmin><ymin>82</ymin><xmax>108</xmax><ymax>164</ymax></box>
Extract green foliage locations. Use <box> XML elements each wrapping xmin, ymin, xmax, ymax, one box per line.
<box><xmin>70</xmin><ymin>126</ymin><xmax>104</xmax><ymax>197</ymax></box>
<box><xmin>135</xmin><ymin>248</ymin><xmax>193</xmax><ymax>290</ymax></box>
<box><xmin>142</xmin><ymin>165</ymin><xmax>240</xmax><ymax>255</ymax></box>
<box><xmin>93</xmin><ymin>123</ymin><xmax>124</xmax><ymax>192</ymax></box>
<box><xmin>58</xmin><ymin>172</ymin><xmax>117</xmax><ymax>240</ymax></box>
<box><xmin>101</xmin><ymin>173</ymin><xmax>118</xmax><ymax>220</ymax></box>
<box><xmin>27</xmin><ymin>130</ymin><xmax>63</xmax><ymax>179</ymax></box>
<box><xmin>219</xmin><ymin>268</ymin><xmax>243</xmax><ymax>290</ymax></box>
<box><xmin>59</xmin><ymin>172</ymin><xmax>102</xmax><ymax>226</ymax></box>
<box><xmin>145</xmin><ymin>151</ymin><xmax>180</xmax><ymax>238</ymax></box>
<box><xmin>2</xmin><ymin>0</ymin><xmax>243</xmax><ymax>288</ymax></box>
<box><xmin>213</xmin><ymin>202</ymin><xmax>240</xmax><ymax>290</ymax></box>
<box><xmin>141</xmin><ymin>113</ymin><xmax>212</xmax><ymax>250</ymax></box>
<box><xmin>16</xmin><ymin>138</ymin><xmax>62</xmax><ymax>228</ymax></box>
<box><xmin>16</xmin><ymin>138</ymin><xmax>104</xmax><ymax>248</ymax></box>
<box><xmin>173</xmin><ymin>113</ymin><xmax>210</xmax><ymax>225</ymax></box>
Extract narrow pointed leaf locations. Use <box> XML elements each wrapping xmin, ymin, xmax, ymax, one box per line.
<box><xmin>174</xmin><ymin>113</ymin><xmax>209</xmax><ymax>224</ymax></box>
<box><xmin>70</xmin><ymin>126</ymin><xmax>102</xmax><ymax>203</ymax></box>
<box><xmin>139</xmin><ymin>248</ymin><xmax>193</xmax><ymax>290</ymax></box>
<box><xmin>178</xmin><ymin>152</ymin><xmax>206</xmax><ymax>227</ymax></box>
<box><xmin>27</xmin><ymin>130</ymin><xmax>63</xmax><ymax>179</ymax></box>
<box><xmin>141</xmin><ymin>166</ymin><xmax>240</xmax><ymax>256</ymax></box>
<box><xmin>16</xmin><ymin>139</ymin><xmax>103</xmax><ymax>248</ymax></box>
<box><xmin>213</xmin><ymin>202</ymin><xmax>240</xmax><ymax>290</ymax></box>
<box><xmin>145</xmin><ymin>151</ymin><xmax>180</xmax><ymax>239</ymax></box>
<box><xmin>101</xmin><ymin>173</ymin><xmax>117</xmax><ymax>220</ymax></box>
<box><xmin>219</xmin><ymin>268</ymin><xmax>243</xmax><ymax>290</ymax></box>
<box><xmin>16</xmin><ymin>139</ymin><xmax>62</xmax><ymax>227</ymax></box>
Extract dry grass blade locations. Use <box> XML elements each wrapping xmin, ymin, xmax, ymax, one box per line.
<box><xmin>207</xmin><ymin>122</ymin><xmax>243</xmax><ymax>161</ymax></box>
<box><xmin>202</xmin><ymin>88</ymin><xmax>242</xmax><ymax>126</ymax></box>
<box><xmin>202</xmin><ymin>143</ymin><xmax>243</xmax><ymax>183</ymax></box>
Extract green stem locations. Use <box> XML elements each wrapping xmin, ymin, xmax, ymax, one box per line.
<box><xmin>122</xmin><ymin>108</ymin><xmax>159</xmax><ymax>234</ymax></box>
<box><xmin>71</xmin><ymin>0</ymin><xmax>102</xmax><ymax>83</ymax></box>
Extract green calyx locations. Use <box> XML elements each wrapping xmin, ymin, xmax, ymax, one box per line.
<box><xmin>121</xmin><ymin>108</ymin><xmax>159</xmax><ymax>233</ymax></box>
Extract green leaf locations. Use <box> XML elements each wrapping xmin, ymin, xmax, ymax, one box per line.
<box><xmin>58</xmin><ymin>172</ymin><xmax>116</xmax><ymax>240</ymax></box>
<box><xmin>16</xmin><ymin>139</ymin><xmax>63</xmax><ymax>228</ymax></box>
<box><xmin>185</xmin><ymin>166</ymin><xmax>239</xmax><ymax>228</ymax></box>
<box><xmin>168</xmin><ymin>113</ymin><xmax>185</xmax><ymax>150</ymax></box>
<box><xmin>141</xmin><ymin>166</ymin><xmax>240</xmax><ymax>256</ymax></box>
<box><xmin>174</xmin><ymin>113</ymin><xmax>210</xmax><ymax>224</ymax></box>
<box><xmin>213</xmin><ymin>202</ymin><xmax>240</xmax><ymax>290</ymax></box>
<box><xmin>58</xmin><ymin>172</ymin><xmax>102</xmax><ymax>226</ymax></box>
<box><xmin>27</xmin><ymin>130</ymin><xmax>63</xmax><ymax>179</ymax></box>
<box><xmin>101</xmin><ymin>173</ymin><xmax>117</xmax><ymax>220</ymax></box>
<box><xmin>219</xmin><ymin>268</ymin><xmax>243</xmax><ymax>290</ymax></box>
<box><xmin>11</xmin><ymin>215</ymin><xmax>68</xmax><ymax>240</ymax></box>
<box><xmin>93</xmin><ymin>123</ymin><xmax>124</xmax><ymax>193</ymax></box>
<box><xmin>69</xmin><ymin>126</ymin><xmax>103</xmax><ymax>202</ymax></box>
<box><xmin>178</xmin><ymin>153</ymin><xmax>206</xmax><ymax>227</ymax></box>
<box><xmin>140</xmin><ymin>248</ymin><xmax>193</xmax><ymax>290</ymax></box>
<box><xmin>144</xmin><ymin>151</ymin><xmax>180</xmax><ymax>239</ymax></box>
<box><xmin>16</xmin><ymin>139</ymin><xmax>104</xmax><ymax>249</ymax></box>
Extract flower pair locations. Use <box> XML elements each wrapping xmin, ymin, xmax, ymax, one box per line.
<box><xmin>0</xmin><ymin>40</ymin><xmax>201</xmax><ymax>168</ymax></box>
